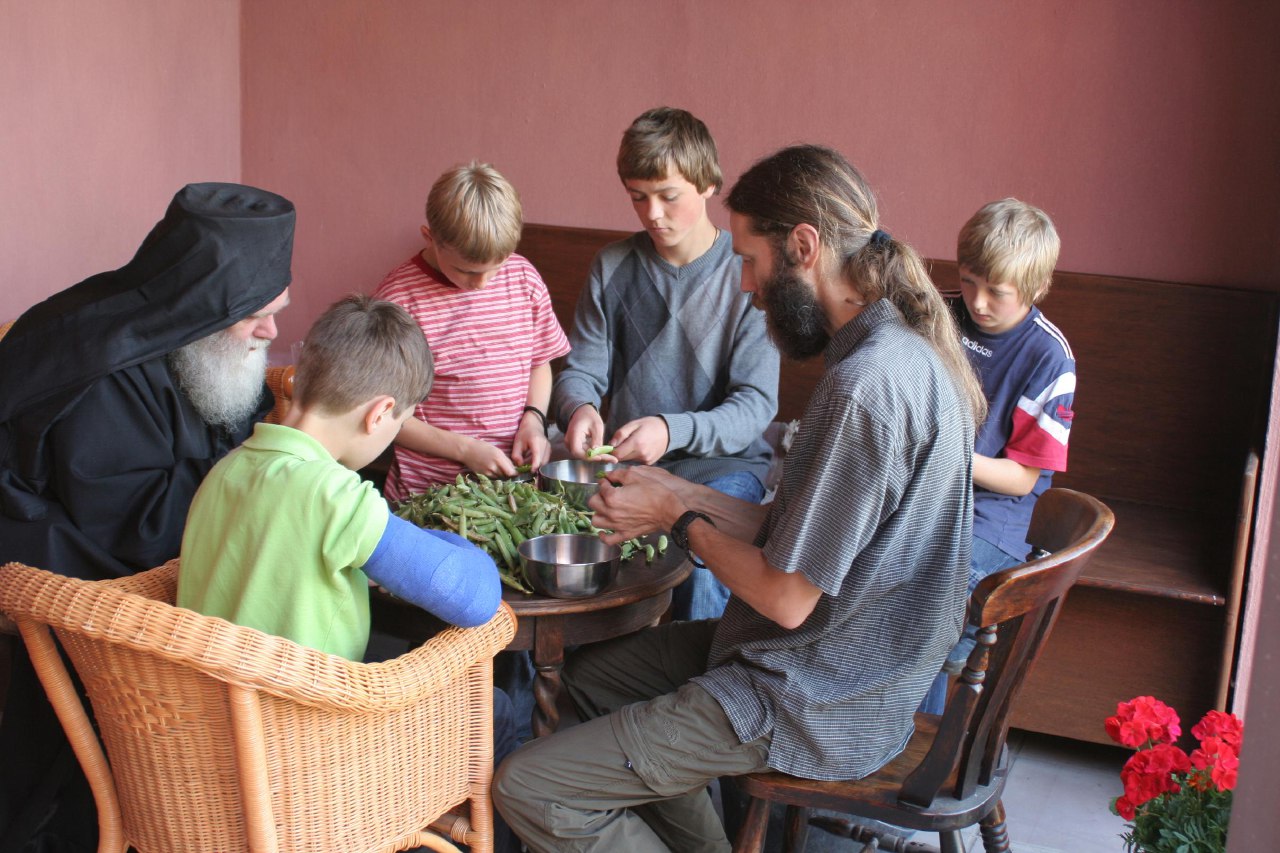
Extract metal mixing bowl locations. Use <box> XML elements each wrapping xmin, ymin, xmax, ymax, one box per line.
<box><xmin>537</xmin><ymin>459</ymin><xmax>627</xmax><ymax>509</ymax></box>
<box><xmin>518</xmin><ymin>533</ymin><xmax>620</xmax><ymax>599</ymax></box>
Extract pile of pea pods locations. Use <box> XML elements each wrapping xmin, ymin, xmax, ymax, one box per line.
<box><xmin>395</xmin><ymin>473</ymin><xmax>668</xmax><ymax>593</ymax></box>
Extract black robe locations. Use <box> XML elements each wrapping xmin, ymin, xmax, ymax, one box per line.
<box><xmin>0</xmin><ymin>358</ymin><xmax>270</xmax><ymax>579</ymax></box>
<box><xmin>0</xmin><ymin>183</ymin><xmax>295</xmax><ymax>852</ymax></box>
<box><xmin>0</xmin><ymin>182</ymin><xmax>294</xmax><ymax>580</ymax></box>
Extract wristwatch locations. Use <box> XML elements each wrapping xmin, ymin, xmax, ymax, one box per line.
<box><xmin>670</xmin><ymin>510</ymin><xmax>714</xmax><ymax>552</ymax></box>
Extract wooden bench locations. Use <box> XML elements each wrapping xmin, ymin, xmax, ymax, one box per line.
<box><xmin>518</xmin><ymin>223</ymin><xmax>1279</xmax><ymax>745</ymax></box>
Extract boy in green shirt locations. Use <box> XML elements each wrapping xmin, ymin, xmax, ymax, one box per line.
<box><xmin>179</xmin><ymin>295</ymin><xmax>520</xmax><ymax>851</ymax></box>
<box><xmin>178</xmin><ymin>294</ymin><xmax>502</xmax><ymax>657</ymax></box>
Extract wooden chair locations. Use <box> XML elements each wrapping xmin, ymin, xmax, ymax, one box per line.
<box><xmin>265</xmin><ymin>364</ymin><xmax>295</xmax><ymax>424</ymax></box>
<box><xmin>731</xmin><ymin>488</ymin><xmax>1115</xmax><ymax>853</ymax></box>
<box><xmin>0</xmin><ymin>559</ymin><xmax>517</xmax><ymax>853</ymax></box>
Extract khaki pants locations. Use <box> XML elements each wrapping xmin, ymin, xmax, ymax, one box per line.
<box><xmin>493</xmin><ymin>620</ymin><xmax>771</xmax><ymax>853</ymax></box>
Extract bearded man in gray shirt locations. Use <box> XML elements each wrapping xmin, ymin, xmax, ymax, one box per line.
<box><xmin>495</xmin><ymin>145</ymin><xmax>986</xmax><ymax>853</ymax></box>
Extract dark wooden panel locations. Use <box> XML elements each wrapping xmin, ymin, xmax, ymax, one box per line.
<box><xmin>1078</xmin><ymin>500</ymin><xmax>1232</xmax><ymax>604</ymax></box>
<box><xmin>1011</xmin><ymin>587</ymin><xmax>1224</xmax><ymax>746</ymax></box>
<box><xmin>518</xmin><ymin>223</ymin><xmax>628</xmax><ymax>335</ymax></box>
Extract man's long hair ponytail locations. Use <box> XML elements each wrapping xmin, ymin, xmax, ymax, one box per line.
<box><xmin>847</xmin><ymin>233</ymin><xmax>986</xmax><ymax>426</ymax></box>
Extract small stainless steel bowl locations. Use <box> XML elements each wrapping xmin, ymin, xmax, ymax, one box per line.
<box><xmin>537</xmin><ymin>459</ymin><xmax>627</xmax><ymax>509</ymax></box>
<box><xmin>518</xmin><ymin>533</ymin><xmax>620</xmax><ymax>599</ymax></box>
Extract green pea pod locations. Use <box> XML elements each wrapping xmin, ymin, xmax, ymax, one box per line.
<box><xmin>498</xmin><ymin>570</ymin><xmax>532</xmax><ymax>594</ymax></box>
<box><xmin>494</xmin><ymin>527</ymin><xmax>518</xmax><ymax>568</ymax></box>
<box><xmin>502</xmin><ymin>517</ymin><xmax>527</xmax><ymax>546</ymax></box>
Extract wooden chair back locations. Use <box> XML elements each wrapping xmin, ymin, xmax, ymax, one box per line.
<box><xmin>0</xmin><ymin>560</ymin><xmax>516</xmax><ymax>853</ymax></box>
<box><xmin>265</xmin><ymin>364</ymin><xmax>295</xmax><ymax>424</ymax></box>
<box><xmin>900</xmin><ymin>488</ymin><xmax>1115</xmax><ymax>810</ymax></box>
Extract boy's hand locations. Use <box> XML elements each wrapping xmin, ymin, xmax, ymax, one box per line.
<box><xmin>461</xmin><ymin>437</ymin><xmax>518</xmax><ymax>478</ymax></box>
<box><xmin>565</xmin><ymin>404</ymin><xmax>607</xmax><ymax>460</ymax></box>
<box><xmin>511</xmin><ymin>422</ymin><xmax>552</xmax><ymax>471</ymax></box>
<box><xmin>609</xmin><ymin>416</ymin><xmax>670</xmax><ymax>465</ymax></box>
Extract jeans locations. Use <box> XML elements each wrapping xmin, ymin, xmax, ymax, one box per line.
<box><xmin>495</xmin><ymin>649</ymin><xmax>537</xmax><ymax>743</ymax></box>
<box><xmin>919</xmin><ymin>537</ymin><xmax>1023</xmax><ymax>715</ymax></box>
<box><xmin>670</xmin><ymin>471</ymin><xmax>764</xmax><ymax>622</ymax></box>
<box><xmin>490</xmin><ymin>688</ymin><xmax>521</xmax><ymax>853</ymax></box>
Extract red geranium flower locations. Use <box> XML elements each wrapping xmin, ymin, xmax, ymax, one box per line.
<box><xmin>1107</xmin><ymin>698</ymin><xmax>1243</xmax><ymax>853</ymax></box>
<box><xmin>1211</xmin><ymin>750</ymin><xmax>1239</xmax><ymax>792</ymax></box>
<box><xmin>1121</xmin><ymin>743</ymin><xmax>1190</xmax><ymax>806</ymax></box>
<box><xmin>1192</xmin><ymin>710</ymin><xmax>1243</xmax><ymax>753</ymax></box>
<box><xmin>1105</xmin><ymin>695</ymin><xmax>1182</xmax><ymax>748</ymax></box>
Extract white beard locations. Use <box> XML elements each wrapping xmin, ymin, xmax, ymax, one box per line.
<box><xmin>168</xmin><ymin>330</ymin><xmax>270</xmax><ymax>431</ymax></box>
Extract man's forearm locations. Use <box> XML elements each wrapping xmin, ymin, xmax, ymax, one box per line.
<box><xmin>683</xmin><ymin>518</ymin><xmax>821</xmax><ymax>629</ymax></box>
<box><xmin>678</xmin><ymin>483</ymin><xmax>770</xmax><ymax>542</ymax></box>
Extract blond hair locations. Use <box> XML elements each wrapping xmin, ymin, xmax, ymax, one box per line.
<box><xmin>616</xmin><ymin>107</ymin><xmax>723</xmax><ymax>193</ymax></box>
<box><xmin>295</xmin><ymin>295</ymin><xmax>433</xmax><ymax>417</ymax></box>
<box><xmin>726</xmin><ymin>145</ymin><xmax>986</xmax><ymax>427</ymax></box>
<box><xmin>426</xmin><ymin>162</ymin><xmax>522</xmax><ymax>263</ymax></box>
<box><xmin>957</xmin><ymin>198</ymin><xmax>1060</xmax><ymax>305</ymax></box>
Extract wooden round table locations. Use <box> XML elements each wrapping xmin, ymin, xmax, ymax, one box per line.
<box><xmin>371</xmin><ymin>544</ymin><xmax>690</xmax><ymax>738</ymax></box>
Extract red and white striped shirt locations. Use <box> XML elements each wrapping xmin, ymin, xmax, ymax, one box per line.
<box><xmin>374</xmin><ymin>252</ymin><xmax>570</xmax><ymax>499</ymax></box>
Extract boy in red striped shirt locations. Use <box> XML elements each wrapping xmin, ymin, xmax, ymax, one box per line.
<box><xmin>374</xmin><ymin>162</ymin><xmax>570</xmax><ymax>502</ymax></box>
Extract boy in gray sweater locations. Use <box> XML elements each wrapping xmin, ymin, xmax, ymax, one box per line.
<box><xmin>551</xmin><ymin>107</ymin><xmax>779</xmax><ymax>620</ymax></box>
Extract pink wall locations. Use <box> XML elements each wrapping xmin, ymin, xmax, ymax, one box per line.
<box><xmin>3</xmin><ymin>0</ymin><xmax>1280</xmax><ymax>837</ymax></box>
<box><xmin>239</xmin><ymin>0</ymin><xmax>1280</xmax><ymax>346</ymax></box>
<box><xmin>0</xmin><ymin>0</ymin><xmax>241</xmax><ymax>323</ymax></box>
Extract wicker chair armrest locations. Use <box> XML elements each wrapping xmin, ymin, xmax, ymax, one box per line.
<box><xmin>0</xmin><ymin>561</ymin><xmax>516</xmax><ymax>713</ymax></box>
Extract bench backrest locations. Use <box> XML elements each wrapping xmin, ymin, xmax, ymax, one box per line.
<box><xmin>518</xmin><ymin>223</ymin><xmax>1279</xmax><ymax>515</ymax></box>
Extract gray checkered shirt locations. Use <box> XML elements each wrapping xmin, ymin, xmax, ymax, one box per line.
<box><xmin>696</xmin><ymin>299</ymin><xmax>973</xmax><ymax>780</ymax></box>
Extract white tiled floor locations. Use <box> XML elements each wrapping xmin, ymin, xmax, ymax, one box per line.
<box><xmin>982</xmin><ymin>730</ymin><xmax>1131</xmax><ymax>853</ymax></box>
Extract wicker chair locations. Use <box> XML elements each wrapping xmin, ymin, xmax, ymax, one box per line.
<box><xmin>0</xmin><ymin>559</ymin><xmax>517</xmax><ymax>853</ymax></box>
<box><xmin>731</xmin><ymin>488</ymin><xmax>1115</xmax><ymax>853</ymax></box>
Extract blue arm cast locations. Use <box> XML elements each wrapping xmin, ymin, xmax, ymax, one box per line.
<box><xmin>363</xmin><ymin>514</ymin><xmax>501</xmax><ymax>628</ymax></box>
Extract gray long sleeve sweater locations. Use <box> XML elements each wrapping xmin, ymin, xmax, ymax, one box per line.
<box><xmin>551</xmin><ymin>229</ymin><xmax>779</xmax><ymax>485</ymax></box>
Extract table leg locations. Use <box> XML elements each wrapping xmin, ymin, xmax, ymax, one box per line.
<box><xmin>530</xmin><ymin>615</ymin><xmax>566</xmax><ymax>738</ymax></box>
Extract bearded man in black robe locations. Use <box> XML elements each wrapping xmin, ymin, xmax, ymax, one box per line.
<box><xmin>0</xmin><ymin>182</ymin><xmax>295</xmax><ymax>852</ymax></box>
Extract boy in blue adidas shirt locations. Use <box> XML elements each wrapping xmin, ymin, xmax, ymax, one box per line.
<box><xmin>924</xmin><ymin>198</ymin><xmax>1075</xmax><ymax>711</ymax></box>
<box><xmin>956</xmin><ymin>198</ymin><xmax>1075</xmax><ymax>581</ymax></box>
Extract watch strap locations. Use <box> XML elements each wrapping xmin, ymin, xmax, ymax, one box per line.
<box><xmin>671</xmin><ymin>510</ymin><xmax>713</xmax><ymax>552</ymax></box>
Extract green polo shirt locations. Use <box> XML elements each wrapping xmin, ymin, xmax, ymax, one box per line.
<box><xmin>178</xmin><ymin>422</ymin><xmax>389</xmax><ymax>660</ymax></box>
